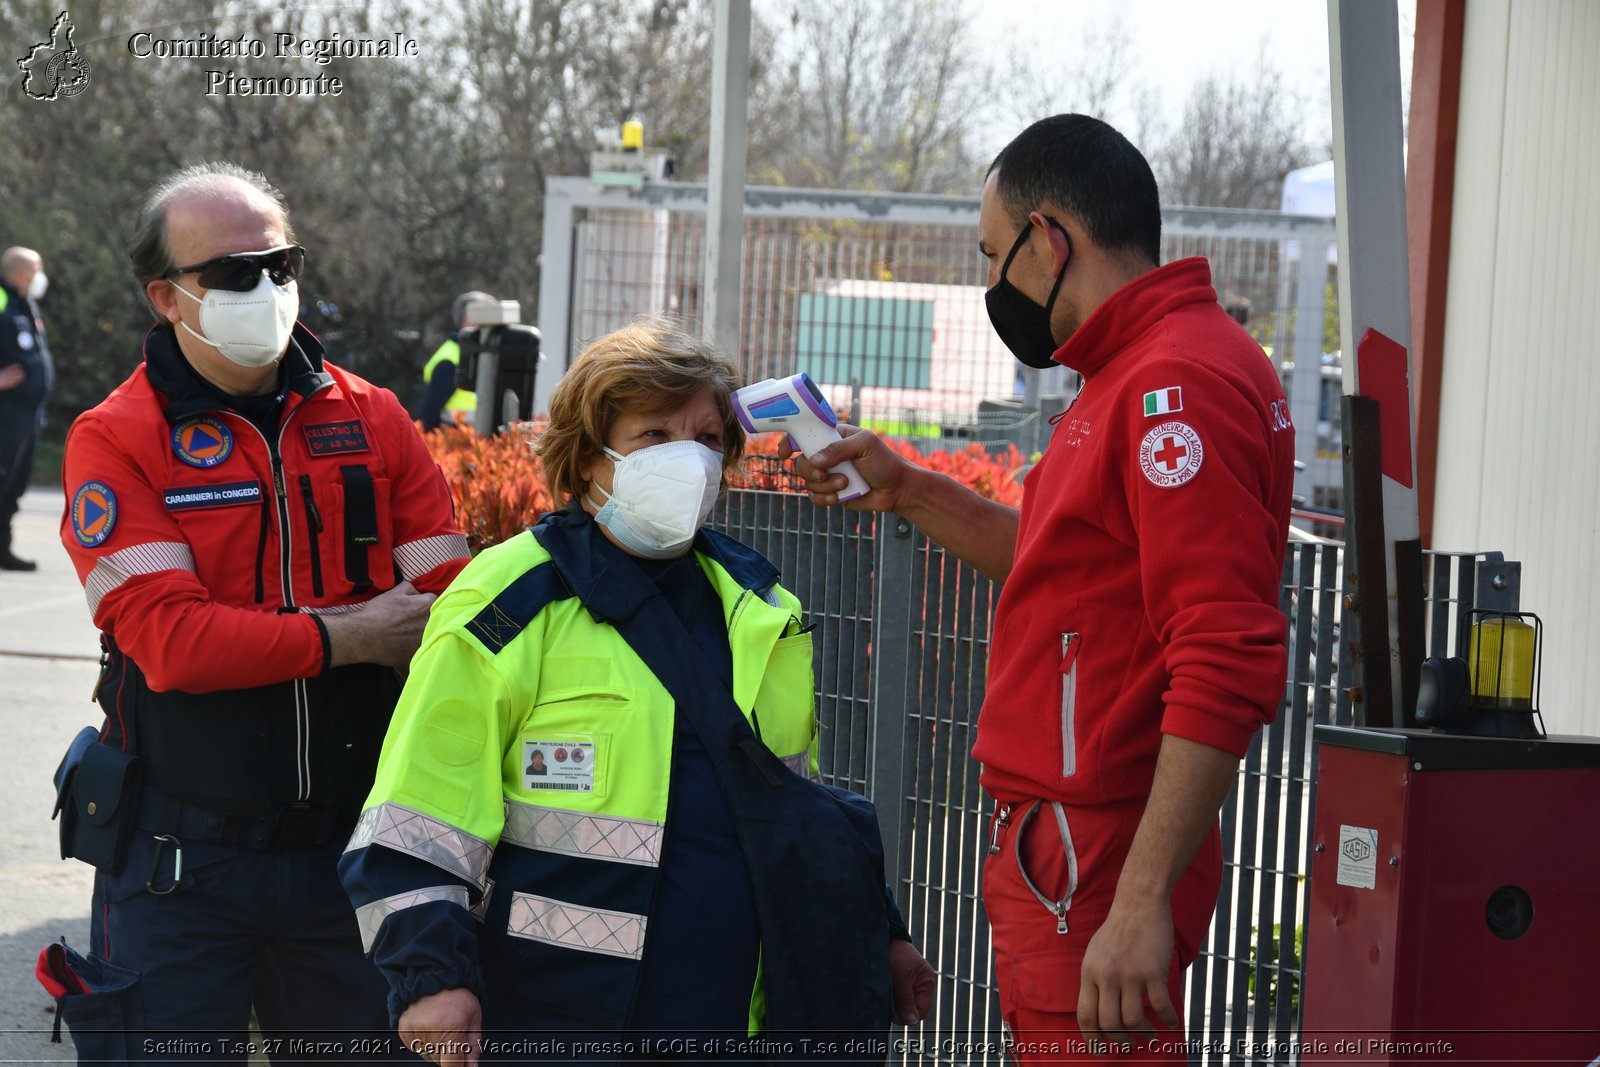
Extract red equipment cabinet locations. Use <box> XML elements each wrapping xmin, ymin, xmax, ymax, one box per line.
<box><xmin>1303</xmin><ymin>725</ymin><xmax>1600</xmax><ymax>1065</ymax></box>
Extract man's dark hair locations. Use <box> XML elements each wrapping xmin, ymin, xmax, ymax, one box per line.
<box><xmin>988</xmin><ymin>114</ymin><xmax>1161</xmax><ymax>266</ymax></box>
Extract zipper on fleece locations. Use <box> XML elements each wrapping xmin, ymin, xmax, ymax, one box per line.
<box><xmin>298</xmin><ymin>475</ymin><xmax>325</xmax><ymax>598</ymax></box>
<box><xmin>1060</xmin><ymin>632</ymin><xmax>1080</xmax><ymax>778</ymax></box>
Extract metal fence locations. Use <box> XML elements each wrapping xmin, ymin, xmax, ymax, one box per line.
<box><xmin>537</xmin><ymin>179</ymin><xmax>1340</xmax><ymax>517</ymax></box>
<box><xmin>714</xmin><ymin>487</ymin><xmax>1489</xmax><ymax>1066</ymax></box>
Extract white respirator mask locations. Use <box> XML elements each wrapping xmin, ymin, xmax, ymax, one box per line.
<box><xmin>587</xmin><ymin>440</ymin><xmax>723</xmax><ymax>559</ymax></box>
<box><xmin>172</xmin><ymin>273</ymin><xmax>298</xmax><ymax>368</ymax></box>
<box><xmin>27</xmin><ymin>271</ymin><xmax>48</xmax><ymax>300</ymax></box>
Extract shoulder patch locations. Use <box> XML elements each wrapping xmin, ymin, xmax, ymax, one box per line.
<box><xmin>172</xmin><ymin>416</ymin><xmax>233</xmax><ymax>468</ymax></box>
<box><xmin>1141</xmin><ymin>386</ymin><xmax>1182</xmax><ymax>417</ymax></box>
<box><xmin>1139</xmin><ymin>421</ymin><xmax>1204</xmax><ymax>488</ymax></box>
<box><xmin>463</xmin><ymin>562</ymin><xmax>572</xmax><ymax>654</ymax></box>
<box><xmin>71</xmin><ymin>481</ymin><xmax>118</xmax><ymax>547</ymax></box>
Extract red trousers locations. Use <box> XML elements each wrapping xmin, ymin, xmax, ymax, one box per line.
<box><xmin>983</xmin><ymin>797</ymin><xmax>1222</xmax><ymax>1065</ymax></box>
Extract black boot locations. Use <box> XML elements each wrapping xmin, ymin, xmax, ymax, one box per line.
<box><xmin>0</xmin><ymin>531</ymin><xmax>36</xmax><ymax>571</ymax></box>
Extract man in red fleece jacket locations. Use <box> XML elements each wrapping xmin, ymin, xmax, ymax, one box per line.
<box><xmin>798</xmin><ymin>115</ymin><xmax>1294</xmax><ymax>1062</ymax></box>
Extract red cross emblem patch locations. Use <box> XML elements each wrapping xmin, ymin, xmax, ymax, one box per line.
<box><xmin>1139</xmin><ymin>421</ymin><xmax>1204</xmax><ymax>487</ymax></box>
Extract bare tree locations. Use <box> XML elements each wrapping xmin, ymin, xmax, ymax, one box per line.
<box><xmin>763</xmin><ymin>0</ymin><xmax>988</xmax><ymax>193</ymax></box>
<box><xmin>0</xmin><ymin>0</ymin><xmax>1002</xmax><ymax>438</ymax></box>
<box><xmin>994</xmin><ymin>14</ymin><xmax>1164</xmax><ymax>164</ymax></box>
<box><xmin>1153</xmin><ymin>48</ymin><xmax>1319</xmax><ymax>210</ymax></box>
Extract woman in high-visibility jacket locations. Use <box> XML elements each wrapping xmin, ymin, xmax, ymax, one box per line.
<box><xmin>341</xmin><ymin>320</ymin><xmax>933</xmax><ymax>1063</ymax></box>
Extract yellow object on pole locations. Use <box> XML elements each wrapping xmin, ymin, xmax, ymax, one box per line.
<box><xmin>621</xmin><ymin>120</ymin><xmax>644</xmax><ymax>151</ymax></box>
<box><xmin>1468</xmin><ymin>616</ymin><xmax>1536</xmax><ymax>709</ymax></box>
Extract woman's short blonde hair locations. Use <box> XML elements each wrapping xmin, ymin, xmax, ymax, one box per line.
<box><xmin>537</xmin><ymin>319</ymin><xmax>746</xmax><ymax>504</ymax></box>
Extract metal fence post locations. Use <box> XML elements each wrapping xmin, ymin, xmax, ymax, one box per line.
<box><xmin>1289</xmin><ymin>241</ymin><xmax>1329</xmax><ymax>505</ymax></box>
<box><xmin>705</xmin><ymin>0</ymin><xmax>751</xmax><ymax>354</ymax></box>
<box><xmin>868</xmin><ymin>514</ymin><xmax>918</xmax><ymax>893</ymax></box>
<box><xmin>533</xmin><ymin>179</ymin><xmax>575</xmax><ymax>418</ymax></box>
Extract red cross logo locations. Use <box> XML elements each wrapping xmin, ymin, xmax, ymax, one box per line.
<box><xmin>1153</xmin><ymin>435</ymin><xmax>1188</xmax><ymax>472</ymax></box>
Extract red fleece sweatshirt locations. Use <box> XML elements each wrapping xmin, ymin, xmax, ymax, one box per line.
<box><xmin>973</xmin><ymin>257</ymin><xmax>1295</xmax><ymax>806</ymax></box>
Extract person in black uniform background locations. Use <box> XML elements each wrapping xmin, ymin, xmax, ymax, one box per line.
<box><xmin>0</xmin><ymin>245</ymin><xmax>53</xmax><ymax>571</ymax></box>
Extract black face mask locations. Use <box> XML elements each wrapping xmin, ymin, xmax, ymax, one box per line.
<box><xmin>984</xmin><ymin>216</ymin><xmax>1071</xmax><ymax>369</ymax></box>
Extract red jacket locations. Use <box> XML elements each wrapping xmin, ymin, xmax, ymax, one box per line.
<box><xmin>60</xmin><ymin>324</ymin><xmax>469</xmax><ymax>813</ymax></box>
<box><xmin>973</xmin><ymin>258</ymin><xmax>1294</xmax><ymax>806</ymax></box>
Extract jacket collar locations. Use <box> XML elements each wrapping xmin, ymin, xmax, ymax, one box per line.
<box><xmin>1053</xmin><ymin>257</ymin><xmax>1218</xmax><ymax>377</ymax></box>
<box><xmin>142</xmin><ymin>321</ymin><xmax>334</xmax><ymax>424</ymax></box>
<box><xmin>532</xmin><ymin>506</ymin><xmax>780</xmax><ymax>625</ymax></box>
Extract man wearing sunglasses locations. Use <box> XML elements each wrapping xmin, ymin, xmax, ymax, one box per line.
<box><xmin>48</xmin><ymin>162</ymin><xmax>470</xmax><ymax>1059</ymax></box>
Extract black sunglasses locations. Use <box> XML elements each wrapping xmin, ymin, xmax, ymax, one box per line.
<box><xmin>164</xmin><ymin>244</ymin><xmax>305</xmax><ymax>293</ymax></box>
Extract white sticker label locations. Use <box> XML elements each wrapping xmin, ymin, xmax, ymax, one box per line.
<box><xmin>524</xmin><ymin>740</ymin><xmax>596</xmax><ymax>792</ymax></box>
<box><xmin>1336</xmin><ymin>824</ymin><xmax>1379</xmax><ymax>890</ymax></box>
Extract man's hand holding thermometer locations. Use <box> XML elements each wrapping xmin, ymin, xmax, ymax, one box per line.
<box><xmin>733</xmin><ymin>373</ymin><xmax>872</xmax><ymax>503</ymax></box>
<box><xmin>760</xmin><ymin>372</ymin><xmax>1021</xmax><ymax>582</ymax></box>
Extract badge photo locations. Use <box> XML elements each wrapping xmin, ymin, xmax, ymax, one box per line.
<box><xmin>523</xmin><ymin>739</ymin><xmax>596</xmax><ymax>792</ymax></box>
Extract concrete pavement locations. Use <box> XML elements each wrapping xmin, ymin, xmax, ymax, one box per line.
<box><xmin>0</xmin><ymin>487</ymin><xmax>100</xmax><ymax>1062</ymax></box>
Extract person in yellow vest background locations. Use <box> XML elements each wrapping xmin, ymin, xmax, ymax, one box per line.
<box><xmin>418</xmin><ymin>290</ymin><xmax>490</xmax><ymax>430</ymax></box>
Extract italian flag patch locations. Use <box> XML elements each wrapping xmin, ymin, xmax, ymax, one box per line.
<box><xmin>1143</xmin><ymin>387</ymin><xmax>1183</xmax><ymax>417</ymax></box>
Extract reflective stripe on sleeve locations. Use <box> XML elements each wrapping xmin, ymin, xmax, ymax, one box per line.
<box><xmin>85</xmin><ymin>542</ymin><xmax>196</xmax><ymax>617</ymax></box>
<box><xmin>344</xmin><ymin>802</ymin><xmax>493</xmax><ymax>888</ymax></box>
<box><xmin>298</xmin><ymin>602</ymin><xmax>365</xmax><ymax>616</ymax></box>
<box><xmin>354</xmin><ymin>885</ymin><xmax>472</xmax><ymax>953</ymax></box>
<box><xmin>507</xmin><ymin>891</ymin><xmax>648</xmax><ymax>960</ymax></box>
<box><xmin>501</xmin><ymin>800</ymin><xmax>663</xmax><ymax>868</ymax></box>
<box><xmin>394</xmin><ymin>534</ymin><xmax>471</xmax><ymax>581</ymax></box>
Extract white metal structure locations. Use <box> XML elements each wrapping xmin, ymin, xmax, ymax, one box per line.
<box><xmin>1431</xmin><ymin>0</ymin><xmax>1600</xmax><ymax>736</ymax></box>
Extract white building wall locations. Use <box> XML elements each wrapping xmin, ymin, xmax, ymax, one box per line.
<box><xmin>1433</xmin><ymin>0</ymin><xmax>1600</xmax><ymax>734</ymax></box>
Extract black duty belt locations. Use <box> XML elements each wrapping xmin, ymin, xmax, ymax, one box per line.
<box><xmin>137</xmin><ymin>787</ymin><xmax>361</xmax><ymax>851</ymax></box>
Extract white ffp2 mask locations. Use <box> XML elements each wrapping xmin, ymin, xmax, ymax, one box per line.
<box><xmin>172</xmin><ymin>273</ymin><xmax>298</xmax><ymax>368</ymax></box>
<box><xmin>587</xmin><ymin>440</ymin><xmax>723</xmax><ymax>558</ymax></box>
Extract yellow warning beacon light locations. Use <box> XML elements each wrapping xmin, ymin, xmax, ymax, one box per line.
<box><xmin>1417</xmin><ymin>610</ymin><xmax>1545</xmax><ymax>739</ymax></box>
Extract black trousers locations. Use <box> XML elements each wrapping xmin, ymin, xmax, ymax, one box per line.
<box><xmin>60</xmin><ymin>832</ymin><xmax>411</xmax><ymax>1063</ymax></box>
<box><xmin>0</xmin><ymin>404</ymin><xmax>38</xmax><ymax>545</ymax></box>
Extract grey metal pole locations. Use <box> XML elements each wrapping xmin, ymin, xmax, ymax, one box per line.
<box><xmin>533</xmin><ymin>178</ymin><xmax>576</xmax><ymax>418</ymax></box>
<box><xmin>473</xmin><ymin>338</ymin><xmax>498</xmax><ymax>439</ymax></box>
<box><xmin>1289</xmin><ymin>241</ymin><xmax>1329</xmax><ymax>506</ymax></box>
<box><xmin>1328</xmin><ymin>0</ymin><xmax>1421</xmax><ymax>723</ymax></box>
<box><xmin>705</xmin><ymin>0</ymin><xmax>751</xmax><ymax>355</ymax></box>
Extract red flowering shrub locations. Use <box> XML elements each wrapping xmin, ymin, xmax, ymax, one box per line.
<box><xmin>425</xmin><ymin>423</ymin><xmax>1029</xmax><ymax>553</ymax></box>
<box><xmin>424</xmin><ymin>423</ymin><xmax>554</xmax><ymax>553</ymax></box>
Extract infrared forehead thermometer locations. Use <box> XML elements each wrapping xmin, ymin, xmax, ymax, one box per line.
<box><xmin>732</xmin><ymin>373</ymin><xmax>870</xmax><ymax>503</ymax></box>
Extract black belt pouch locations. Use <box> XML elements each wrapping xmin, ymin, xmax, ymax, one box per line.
<box><xmin>52</xmin><ymin>730</ymin><xmax>141</xmax><ymax>875</ymax></box>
